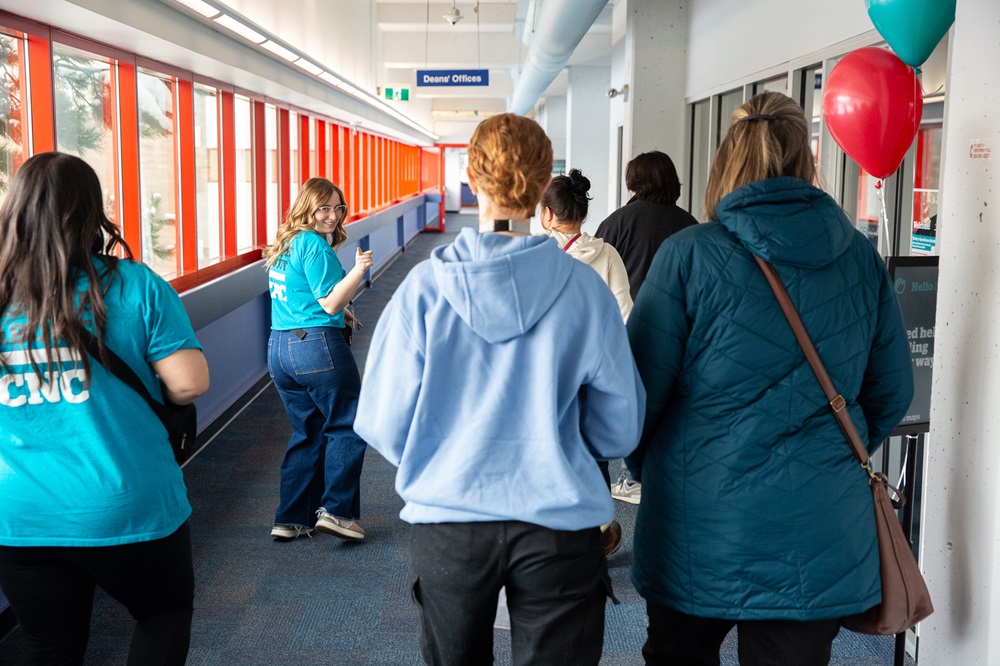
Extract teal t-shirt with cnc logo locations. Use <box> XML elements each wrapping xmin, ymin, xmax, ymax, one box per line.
<box><xmin>269</xmin><ymin>231</ymin><xmax>346</xmax><ymax>330</ymax></box>
<box><xmin>0</xmin><ymin>258</ymin><xmax>200</xmax><ymax>546</ymax></box>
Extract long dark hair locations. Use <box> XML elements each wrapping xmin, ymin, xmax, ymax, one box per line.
<box><xmin>0</xmin><ymin>152</ymin><xmax>133</xmax><ymax>380</ymax></box>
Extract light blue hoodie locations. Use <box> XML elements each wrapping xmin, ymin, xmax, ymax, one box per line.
<box><xmin>355</xmin><ymin>228</ymin><xmax>645</xmax><ymax>530</ymax></box>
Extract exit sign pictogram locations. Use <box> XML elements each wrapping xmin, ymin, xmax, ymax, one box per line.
<box><xmin>384</xmin><ymin>87</ymin><xmax>410</xmax><ymax>101</ymax></box>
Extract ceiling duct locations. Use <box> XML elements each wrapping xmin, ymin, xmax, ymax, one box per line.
<box><xmin>509</xmin><ymin>0</ymin><xmax>609</xmax><ymax>116</ymax></box>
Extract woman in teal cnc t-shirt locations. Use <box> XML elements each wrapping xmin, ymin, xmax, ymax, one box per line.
<box><xmin>263</xmin><ymin>177</ymin><xmax>373</xmax><ymax>542</ymax></box>
<box><xmin>0</xmin><ymin>152</ymin><xmax>209</xmax><ymax>664</ymax></box>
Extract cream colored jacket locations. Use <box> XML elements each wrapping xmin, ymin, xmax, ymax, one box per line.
<box><xmin>545</xmin><ymin>229</ymin><xmax>633</xmax><ymax>322</ymax></box>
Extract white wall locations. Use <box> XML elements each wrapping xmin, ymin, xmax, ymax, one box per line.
<box><xmin>686</xmin><ymin>0</ymin><xmax>873</xmax><ymax>99</ymax></box>
<box><xmin>226</xmin><ymin>0</ymin><xmax>380</xmax><ymax>94</ymax></box>
<box><xmin>920</xmin><ymin>0</ymin><xmax>1000</xmax><ymax>662</ymax></box>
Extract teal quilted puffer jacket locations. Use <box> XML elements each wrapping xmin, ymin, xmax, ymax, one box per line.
<box><xmin>626</xmin><ymin>177</ymin><xmax>913</xmax><ymax>621</ymax></box>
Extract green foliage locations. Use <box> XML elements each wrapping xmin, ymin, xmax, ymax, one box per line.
<box><xmin>142</xmin><ymin>191</ymin><xmax>176</xmax><ymax>262</ymax></box>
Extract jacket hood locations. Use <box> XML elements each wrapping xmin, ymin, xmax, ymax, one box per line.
<box><xmin>716</xmin><ymin>177</ymin><xmax>854</xmax><ymax>268</ymax></box>
<box><xmin>544</xmin><ymin>229</ymin><xmax>606</xmax><ymax>266</ymax></box>
<box><xmin>431</xmin><ymin>228</ymin><xmax>573</xmax><ymax>343</ymax></box>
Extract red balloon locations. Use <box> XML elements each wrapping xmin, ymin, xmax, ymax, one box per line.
<box><xmin>822</xmin><ymin>47</ymin><xmax>923</xmax><ymax>179</ymax></box>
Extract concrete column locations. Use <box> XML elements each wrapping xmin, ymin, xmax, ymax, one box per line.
<box><xmin>607</xmin><ymin>0</ymin><xmax>688</xmax><ymax>216</ymax></box>
<box><xmin>566</xmin><ymin>66</ymin><xmax>611</xmax><ymax>230</ymax></box>
<box><xmin>920</xmin><ymin>0</ymin><xmax>1000</xmax><ymax>662</ymax></box>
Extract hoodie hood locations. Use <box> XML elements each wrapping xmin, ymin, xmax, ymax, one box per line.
<box><xmin>716</xmin><ymin>177</ymin><xmax>855</xmax><ymax>268</ymax></box>
<box><xmin>544</xmin><ymin>229</ymin><xmax>606</xmax><ymax>266</ymax></box>
<box><xmin>430</xmin><ymin>228</ymin><xmax>573</xmax><ymax>343</ymax></box>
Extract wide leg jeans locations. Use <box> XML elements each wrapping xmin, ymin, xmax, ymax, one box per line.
<box><xmin>268</xmin><ymin>327</ymin><xmax>367</xmax><ymax>526</ymax></box>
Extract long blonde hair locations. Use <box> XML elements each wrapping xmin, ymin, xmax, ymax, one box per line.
<box><xmin>703</xmin><ymin>92</ymin><xmax>816</xmax><ymax>221</ymax></box>
<box><xmin>263</xmin><ymin>178</ymin><xmax>347</xmax><ymax>268</ymax></box>
<box><xmin>467</xmin><ymin>113</ymin><xmax>553</xmax><ymax>219</ymax></box>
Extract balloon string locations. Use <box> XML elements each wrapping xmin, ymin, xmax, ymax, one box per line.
<box><xmin>876</xmin><ymin>179</ymin><xmax>891</xmax><ymax>258</ymax></box>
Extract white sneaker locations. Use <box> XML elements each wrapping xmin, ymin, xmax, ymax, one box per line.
<box><xmin>610</xmin><ymin>475</ymin><xmax>641</xmax><ymax>504</ymax></box>
<box><xmin>271</xmin><ymin>524</ymin><xmax>313</xmax><ymax>540</ymax></box>
<box><xmin>314</xmin><ymin>508</ymin><xmax>365</xmax><ymax>541</ymax></box>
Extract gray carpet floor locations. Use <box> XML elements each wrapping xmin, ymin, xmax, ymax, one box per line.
<box><xmin>0</xmin><ymin>212</ymin><xmax>912</xmax><ymax>664</ymax></box>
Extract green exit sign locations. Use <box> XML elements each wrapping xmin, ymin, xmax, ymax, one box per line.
<box><xmin>384</xmin><ymin>87</ymin><xmax>410</xmax><ymax>101</ymax></box>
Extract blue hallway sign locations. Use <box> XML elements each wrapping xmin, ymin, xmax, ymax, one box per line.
<box><xmin>416</xmin><ymin>69</ymin><xmax>489</xmax><ymax>87</ymax></box>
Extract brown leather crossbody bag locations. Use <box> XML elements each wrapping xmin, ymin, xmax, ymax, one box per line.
<box><xmin>755</xmin><ymin>255</ymin><xmax>933</xmax><ymax>635</ymax></box>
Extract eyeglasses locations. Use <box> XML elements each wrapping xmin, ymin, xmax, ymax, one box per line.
<box><xmin>318</xmin><ymin>204</ymin><xmax>348</xmax><ymax>218</ymax></box>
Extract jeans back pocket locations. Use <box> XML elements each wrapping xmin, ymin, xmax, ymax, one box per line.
<box><xmin>288</xmin><ymin>333</ymin><xmax>335</xmax><ymax>375</ymax></box>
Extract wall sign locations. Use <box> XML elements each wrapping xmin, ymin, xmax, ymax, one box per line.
<box><xmin>416</xmin><ymin>69</ymin><xmax>489</xmax><ymax>87</ymax></box>
<box><xmin>890</xmin><ymin>256</ymin><xmax>939</xmax><ymax>435</ymax></box>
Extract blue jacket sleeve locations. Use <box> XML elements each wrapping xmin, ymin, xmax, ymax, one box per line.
<box><xmin>580</xmin><ymin>313</ymin><xmax>646</xmax><ymax>461</ymax></box>
<box><xmin>624</xmin><ymin>241</ymin><xmax>690</xmax><ymax>481</ymax></box>
<box><xmin>858</xmin><ymin>256</ymin><xmax>915</xmax><ymax>451</ymax></box>
<box><xmin>354</xmin><ymin>296</ymin><xmax>425</xmax><ymax>467</ymax></box>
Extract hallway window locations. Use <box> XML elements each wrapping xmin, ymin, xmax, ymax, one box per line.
<box><xmin>689</xmin><ymin>99</ymin><xmax>710</xmax><ymax>218</ymax></box>
<box><xmin>53</xmin><ymin>44</ymin><xmax>119</xmax><ymax>224</ymax></box>
<box><xmin>288</xmin><ymin>109</ymin><xmax>300</xmax><ymax>203</ymax></box>
<box><xmin>235</xmin><ymin>93</ymin><xmax>255</xmax><ymax>253</ymax></box>
<box><xmin>194</xmin><ymin>82</ymin><xmax>221</xmax><ymax>267</ymax></box>
<box><xmin>136</xmin><ymin>68</ymin><xmax>180</xmax><ymax>278</ymax></box>
<box><xmin>0</xmin><ymin>31</ymin><xmax>27</xmax><ymax>204</ymax></box>
<box><xmin>264</xmin><ymin>102</ymin><xmax>279</xmax><ymax>242</ymax></box>
<box><xmin>715</xmin><ymin>88</ymin><xmax>743</xmax><ymax>147</ymax></box>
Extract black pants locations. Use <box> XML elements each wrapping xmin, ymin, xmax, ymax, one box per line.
<box><xmin>409</xmin><ymin>521</ymin><xmax>613</xmax><ymax>666</ymax></box>
<box><xmin>643</xmin><ymin>602</ymin><xmax>840</xmax><ymax>666</ymax></box>
<box><xmin>0</xmin><ymin>521</ymin><xmax>194</xmax><ymax>666</ymax></box>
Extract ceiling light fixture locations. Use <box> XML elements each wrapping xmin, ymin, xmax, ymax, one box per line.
<box><xmin>319</xmin><ymin>71</ymin><xmax>343</xmax><ymax>87</ymax></box>
<box><xmin>294</xmin><ymin>59</ymin><xmax>324</xmax><ymax>76</ymax></box>
<box><xmin>213</xmin><ymin>14</ymin><xmax>266</xmax><ymax>44</ymax></box>
<box><xmin>260</xmin><ymin>40</ymin><xmax>299</xmax><ymax>63</ymax></box>
<box><xmin>174</xmin><ymin>0</ymin><xmax>221</xmax><ymax>18</ymax></box>
<box><xmin>443</xmin><ymin>1</ymin><xmax>463</xmax><ymax>25</ymax></box>
<box><xmin>167</xmin><ymin>0</ymin><xmax>437</xmax><ymax>141</ymax></box>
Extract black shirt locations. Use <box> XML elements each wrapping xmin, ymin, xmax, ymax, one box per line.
<box><xmin>595</xmin><ymin>197</ymin><xmax>699</xmax><ymax>300</ymax></box>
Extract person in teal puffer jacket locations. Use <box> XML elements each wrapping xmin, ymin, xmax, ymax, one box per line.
<box><xmin>626</xmin><ymin>92</ymin><xmax>914</xmax><ymax>665</ymax></box>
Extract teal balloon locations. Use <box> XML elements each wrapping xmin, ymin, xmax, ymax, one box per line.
<box><xmin>866</xmin><ymin>0</ymin><xmax>956</xmax><ymax>67</ymax></box>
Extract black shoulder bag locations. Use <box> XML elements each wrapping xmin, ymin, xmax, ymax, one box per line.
<box><xmin>80</xmin><ymin>330</ymin><xmax>197</xmax><ymax>464</ymax></box>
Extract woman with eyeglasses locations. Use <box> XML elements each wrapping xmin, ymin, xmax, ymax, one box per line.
<box><xmin>263</xmin><ymin>177</ymin><xmax>373</xmax><ymax>542</ymax></box>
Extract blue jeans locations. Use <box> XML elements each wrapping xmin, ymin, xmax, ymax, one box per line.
<box><xmin>268</xmin><ymin>327</ymin><xmax>367</xmax><ymax>526</ymax></box>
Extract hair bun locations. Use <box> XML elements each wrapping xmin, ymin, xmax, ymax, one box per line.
<box><xmin>567</xmin><ymin>169</ymin><xmax>592</xmax><ymax>202</ymax></box>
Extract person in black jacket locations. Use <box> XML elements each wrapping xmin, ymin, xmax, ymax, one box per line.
<box><xmin>596</xmin><ymin>151</ymin><xmax>698</xmax><ymax>301</ymax></box>
<box><xmin>596</xmin><ymin>150</ymin><xmax>697</xmax><ymax>505</ymax></box>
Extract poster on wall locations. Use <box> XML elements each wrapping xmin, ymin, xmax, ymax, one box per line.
<box><xmin>890</xmin><ymin>256</ymin><xmax>938</xmax><ymax>435</ymax></box>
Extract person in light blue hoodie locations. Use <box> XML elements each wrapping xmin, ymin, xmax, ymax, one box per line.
<box><xmin>355</xmin><ymin>114</ymin><xmax>645</xmax><ymax>666</ymax></box>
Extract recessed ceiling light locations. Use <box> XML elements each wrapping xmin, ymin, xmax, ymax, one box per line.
<box><xmin>294</xmin><ymin>59</ymin><xmax>324</xmax><ymax>76</ymax></box>
<box><xmin>174</xmin><ymin>0</ymin><xmax>221</xmax><ymax>18</ymax></box>
<box><xmin>213</xmin><ymin>14</ymin><xmax>265</xmax><ymax>44</ymax></box>
<box><xmin>260</xmin><ymin>40</ymin><xmax>299</xmax><ymax>63</ymax></box>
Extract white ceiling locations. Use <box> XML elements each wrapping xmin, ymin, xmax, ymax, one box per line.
<box><xmin>0</xmin><ymin>0</ymin><xmax>613</xmax><ymax>142</ymax></box>
<box><xmin>375</xmin><ymin>1</ymin><xmax>613</xmax><ymax>137</ymax></box>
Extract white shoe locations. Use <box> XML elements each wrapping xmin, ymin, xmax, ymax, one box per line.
<box><xmin>271</xmin><ymin>524</ymin><xmax>313</xmax><ymax>540</ymax></box>
<box><xmin>314</xmin><ymin>508</ymin><xmax>365</xmax><ymax>540</ymax></box>
<box><xmin>610</xmin><ymin>475</ymin><xmax>641</xmax><ymax>504</ymax></box>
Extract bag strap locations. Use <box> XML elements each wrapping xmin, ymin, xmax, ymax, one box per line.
<box><xmin>753</xmin><ymin>256</ymin><xmax>877</xmax><ymax>478</ymax></box>
<box><xmin>78</xmin><ymin>328</ymin><xmax>166</xmax><ymax>419</ymax></box>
